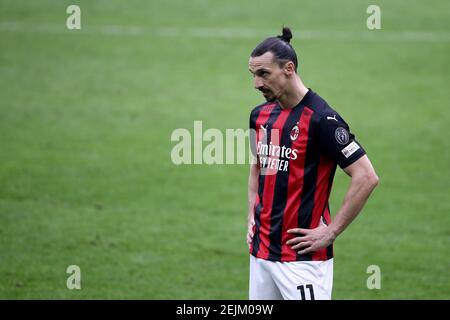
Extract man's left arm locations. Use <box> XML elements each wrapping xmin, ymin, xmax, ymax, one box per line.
<box><xmin>287</xmin><ymin>155</ymin><xmax>379</xmax><ymax>254</ymax></box>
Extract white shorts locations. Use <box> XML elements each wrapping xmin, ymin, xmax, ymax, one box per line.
<box><xmin>249</xmin><ymin>255</ymin><xmax>333</xmax><ymax>300</ymax></box>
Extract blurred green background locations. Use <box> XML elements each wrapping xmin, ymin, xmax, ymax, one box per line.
<box><xmin>0</xmin><ymin>0</ymin><xmax>449</xmax><ymax>299</ymax></box>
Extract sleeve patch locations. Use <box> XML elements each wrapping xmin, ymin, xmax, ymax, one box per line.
<box><xmin>334</xmin><ymin>127</ymin><xmax>349</xmax><ymax>145</ymax></box>
<box><xmin>341</xmin><ymin>141</ymin><xmax>360</xmax><ymax>158</ymax></box>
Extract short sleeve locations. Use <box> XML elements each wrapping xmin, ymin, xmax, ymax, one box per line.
<box><xmin>317</xmin><ymin>112</ymin><xmax>366</xmax><ymax>169</ymax></box>
<box><xmin>249</xmin><ymin>110</ymin><xmax>255</xmax><ymax>130</ymax></box>
<box><xmin>249</xmin><ymin>110</ymin><xmax>258</xmax><ymax>159</ymax></box>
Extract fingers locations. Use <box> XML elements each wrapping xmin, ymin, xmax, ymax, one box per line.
<box><xmin>291</xmin><ymin>241</ymin><xmax>312</xmax><ymax>251</ymax></box>
<box><xmin>286</xmin><ymin>235</ymin><xmax>312</xmax><ymax>251</ymax></box>
<box><xmin>287</xmin><ymin>228</ymin><xmax>310</xmax><ymax>235</ymax></box>
<box><xmin>286</xmin><ymin>236</ymin><xmax>308</xmax><ymax>245</ymax></box>
<box><xmin>298</xmin><ymin>247</ymin><xmax>314</xmax><ymax>255</ymax></box>
<box><xmin>247</xmin><ymin>231</ymin><xmax>254</xmax><ymax>248</ymax></box>
<box><xmin>246</xmin><ymin>221</ymin><xmax>255</xmax><ymax>248</ymax></box>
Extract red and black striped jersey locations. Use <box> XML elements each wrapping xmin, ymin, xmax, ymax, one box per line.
<box><xmin>249</xmin><ymin>89</ymin><xmax>366</xmax><ymax>262</ymax></box>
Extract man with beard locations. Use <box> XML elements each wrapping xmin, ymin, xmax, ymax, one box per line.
<box><xmin>247</xmin><ymin>27</ymin><xmax>379</xmax><ymax>300</ymax></box>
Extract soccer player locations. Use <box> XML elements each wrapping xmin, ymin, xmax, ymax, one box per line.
<box><xmin>247</xmin><ymin>27</ymin><xmax>379</xmax><ymax>300</ymax></box>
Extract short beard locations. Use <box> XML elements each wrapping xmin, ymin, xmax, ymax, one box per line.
<box><xmin>265</xmin><ymin>96</ymin><xmax>276</xmax><ymax>102</ymax></box>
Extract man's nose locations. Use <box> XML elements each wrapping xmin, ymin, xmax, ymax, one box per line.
<box><xmin>254</xmin><ymin>77</ymin><xmax>264</xmax><ymax>90</ymax></box>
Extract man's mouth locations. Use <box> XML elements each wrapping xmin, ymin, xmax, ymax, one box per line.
<box><xmin>260</xmin><ymin>89</ymin><xmax>275</xmax><ymax>102</ymax></box>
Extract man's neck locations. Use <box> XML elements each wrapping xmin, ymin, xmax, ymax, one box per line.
<box><xmin>277</xmin><ymin>76</ymin><xmax>309</xmax><ymax>109</ymax></box>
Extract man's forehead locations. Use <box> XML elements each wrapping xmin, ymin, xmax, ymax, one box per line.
<box><xmin>249</xmin><ymin>52</ymin><xmax>275</xmax><ymax>71</ymax></box>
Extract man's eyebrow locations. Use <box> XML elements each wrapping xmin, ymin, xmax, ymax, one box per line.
<box><xmin>249</xmin><ymin>68</ymin><xmax>269</xmax><ymax>74</ymax></box>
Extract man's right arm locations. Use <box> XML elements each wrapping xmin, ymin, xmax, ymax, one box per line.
<box><xmin>247</xmin><ymin>162</ymin><xmax>260</xmax><ymax>248</ymax></box>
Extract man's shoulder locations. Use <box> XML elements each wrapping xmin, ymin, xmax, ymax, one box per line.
<box><xmin>250</xmin><ymin>101</ymin><xmax>277</xmax><ymax>116</ymax></box>
<box><xmin>249</xmin><ymin>101</ymin><xmax>278</xmax><ymax>129</ymax></box>
<box><xmin>304</xmin><ymin>90</ymin><xmax>336</xmax><ymax>120</ymax></box>
<box><xmin>306</xmin><ymin>91</ymin><xmax>354</xmax><ymax>137</ymax></box>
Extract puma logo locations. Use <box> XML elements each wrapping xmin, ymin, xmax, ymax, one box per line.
<box><xmin>327</xmin><ymin>115</ymin><xmax>338</xmax><ymax>122</ymax></box>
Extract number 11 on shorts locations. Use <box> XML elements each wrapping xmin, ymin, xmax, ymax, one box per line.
<box><xmin>297</xmin><ymin>284</ymin><xmax>315</xmax><ymax>300</ymax></box>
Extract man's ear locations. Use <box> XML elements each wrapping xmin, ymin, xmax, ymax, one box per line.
<box><xmin>283</xmin><ymin>61</ymin><xmax>296</xmax><ymax>76</ymax></box>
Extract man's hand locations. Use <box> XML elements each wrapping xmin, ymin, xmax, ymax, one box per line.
<box><xmin>286</xmin><ymin>156</ymin><xmax>378</xmax><ymax>255</ymax></box>
<box><xmin>286</xmin><ymin>226</ymin><xmax>337</xmax><ymax>254</ymax></box>
<box><xmin>247</xmin><ymin>218</ymin><xmax>255</xmax><ymax>248</ymax></box>
<box><xmin>247</xmin><ymin>163</ymin><xmax>259</xmax><ymax>249</ymax></box>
